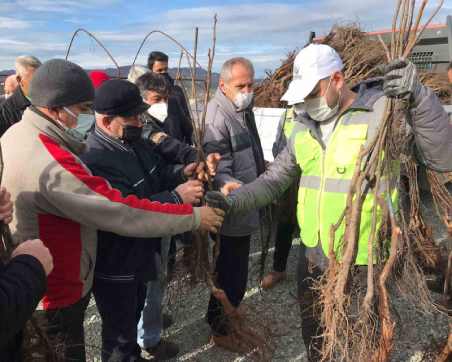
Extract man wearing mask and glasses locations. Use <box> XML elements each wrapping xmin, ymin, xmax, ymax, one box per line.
<box><xmin>205</xmin><ymin>44</ymin><xmax>452</xmax><ymax>361</ymax></box>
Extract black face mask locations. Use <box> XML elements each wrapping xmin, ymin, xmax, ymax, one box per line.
<box><xmin>121</xmin><ymin>125</ymin><xmax>142</xmax><ymax>143</ymax></box>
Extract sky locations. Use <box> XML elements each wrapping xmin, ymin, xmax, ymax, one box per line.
<box><xmin>0</xmin><ymin>0</ymin><xmax>450</xmax><ymax>76</ymax></box>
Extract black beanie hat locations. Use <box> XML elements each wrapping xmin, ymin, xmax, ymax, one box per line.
<box><xmin>30</xmin><ymin>59</ymin><xmax>94</xmax><ymax>108</ymax></box>
<box><xmin>94</xmin><ymin>79</ymin><xmax>149</xmax><ymax>117</ymax></box>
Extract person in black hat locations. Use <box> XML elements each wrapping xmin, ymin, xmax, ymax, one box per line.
<box><xmin>2</xmin><ymin>59</ymin><xmax>224</xmax><ymax>362</ymax></box>
<box><xmin>81</xmin><ymin>79</ymin><xmax>207</xmax><ymax>361</ymax></box>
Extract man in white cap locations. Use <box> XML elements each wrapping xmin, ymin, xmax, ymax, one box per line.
<box><xmin>205</xmin><ymin>44</ymin><xmax>452</xmax><ymax>360</ymax></box>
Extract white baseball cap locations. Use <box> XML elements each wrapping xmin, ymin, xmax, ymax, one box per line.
<box><xmin>281</xmin><ymin>44</ymin><xmax>344</xmax><ymax>105</ymax></box>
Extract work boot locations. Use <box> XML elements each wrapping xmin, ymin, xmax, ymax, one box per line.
<box><xmin>260</xmin><ymin>271</ymin><xmax>286</xmax><ymax>290</ymax></box>
<box><xmin>210</xmin><ymin>334</ymin><xmax>252</xmax><ymax>354</ymax></box>
<box><xmin>144</xmin><ymin>339</ymin><xmax>179</xmax><ymax>361</ymax></box>
<box><xmin>162</xmin><ymin>313</ymin><xmax>173</xmax><ymax>330</ymax></box>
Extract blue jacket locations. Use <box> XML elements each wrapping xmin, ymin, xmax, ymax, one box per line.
<box><xmin>81</xmin><ymin>126</ymin><xmax>185</xmax><ymax>282</ymax></box>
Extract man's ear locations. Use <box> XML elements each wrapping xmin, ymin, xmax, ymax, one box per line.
<box><xmin>219</xmin><ymin>79</ymin><xmax>226</xmax><ymax>93</ymax></box>
<box><xmin>333</xmin><ymin>71</ymin><xmax>345</xmax><ymax>90</ymax></box>
<box><xmin>102</xmin><ymin>115</ymin><xmax>113</xmax><ymax>130</ymax></box>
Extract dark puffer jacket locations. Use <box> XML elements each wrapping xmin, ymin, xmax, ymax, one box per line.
<box><xmin>168</xmin><ymin>85</ymin><xmax>193</xmax><ymax>144</ymax></box>
<box><xmin>141</xmin><ymin>112</ymin><xmax>198</xmax><ymax>165</ymax></box>
<box><xmin>0</xmin><ymin>87</ymin><xmax>30</xmax><ymax>137</ymax></box>
<box><xmin>0</xmin><ymin>255</ymin><xmax>47</xmax><ymax>362</ymax></box>
<box><xmin>81</xmin><ymin>127</ymin><xmax>185</xmax><ymax>282</ymax></box>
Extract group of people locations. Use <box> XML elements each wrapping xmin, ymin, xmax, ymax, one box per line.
<box><xmin>0</xmin><ymin>51</ymin><xmax>224</xmax><ymax>362</ymax></box>
<box><xmin>0</xmin><ymin>43</ymin><xmax>451</xmax><ymax>362</ymax></box>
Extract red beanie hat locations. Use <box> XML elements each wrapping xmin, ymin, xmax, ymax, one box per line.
<box><xmin>89</xmin><ymin>70</ymin><xmax>110</xmax><ymax>89</ymax></box>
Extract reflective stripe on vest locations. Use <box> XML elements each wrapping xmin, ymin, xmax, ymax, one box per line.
<box><xmin>293</xmin><ymin>97</ymin><xmax>398</xmax><ymax>265</ymax></box>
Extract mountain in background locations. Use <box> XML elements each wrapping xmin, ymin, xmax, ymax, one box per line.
<box><xmin>90</xmin><ymin>66</ymin><xmax>220</xmax><ymax>89</ymax></box>
<box><xmin>0</xmin><ymin>66</ymin><xmax>220</xmax><ymax>92</ymax></box>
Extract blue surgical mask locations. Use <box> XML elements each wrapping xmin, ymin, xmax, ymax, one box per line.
<box><xmin>60</xmin><ymin>107</ymin><xmax>93</xmax><ymax>142</ymax></box>
<box><xmin>74</xmin><ymin>113</ymin><xmax>95</xmax><ymax>139</ymax></box>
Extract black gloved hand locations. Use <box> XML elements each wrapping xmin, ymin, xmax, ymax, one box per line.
<box><xmin>205</xmin><ymin>191</ymin><xmax>232</xmax><ymax>214</ymax></box>
<box><xmin>382</xmin><ymin>58</ymin><xmax>420</xmax><ymax>100</ymax></box>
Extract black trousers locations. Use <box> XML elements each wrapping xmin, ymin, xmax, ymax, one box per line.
<box><xmin>273</xmin><ymin>221</ymin><xmax>296</xmax><ymax>272</ymax></box>
<box><xmin>297</xmin><ymin>247</ymin><xmax>369</xmax><ymax>362</ymax></box>
<box><xmin>207</xmin><ymin>234</ymin><xmax>251</xmax><ymax>336</ymax></box>
<box><xmin>297</xmin><ymin>245</ymin><xmax>323</xmax><ymax>362</ymax></box>
<box><xmin>93</xmin><ymin>277</ymin><xmax>146</xmax><ymax>362</ymax></box>
<box><xmin>33</xmin><ymin>292</ymin><xmax>91</xmax><ymax>362</ymax></box>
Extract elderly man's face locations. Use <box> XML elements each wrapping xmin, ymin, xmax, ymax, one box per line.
<box><xmin>152</xmin><ymin>61</ymin><xmax>168</xmax><ymax>74</ymax></box>
<box><xmin>219</xmin><ymin>63</ymin><xmax>254</xmax><ymax>104</ymax></box>
<box><xmin>144</xmin><ymin>90</ymin><xmax>168</xmax><ymax>105</ymax></box>
<box><xmin>106</xmin><ymin>114</ymin><xmax>142</xmax><ymax>139</ymax></box>
<box><xmin>17</xmin><ymin>68</ymin><xmax>36</xmax><ymax>96</ymax></box>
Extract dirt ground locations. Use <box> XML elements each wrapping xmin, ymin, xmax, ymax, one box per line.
<box><xmin>85</xmin><ymin>243</ymin><xmax>449</xmax><ymax>361</ymax></box>
<box><xmin>84</xmin><ymin>189</ymin><xmax>451</xmax><ymax>361</ymax></box>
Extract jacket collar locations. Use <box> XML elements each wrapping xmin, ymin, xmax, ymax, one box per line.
<box><xmin>26</xmin><ymin>107</ymin><xmax>86</xmax><ymax>155</ymax></box>
<box><xmin>349</xmin><ymin>77</ymin><xmax>384</xmax><ymax>111</ymax></box>
<box><xmin>214</xmin><ymin>88</ymin><xmax>238</xmax><ymax>115</ymax></box>
<box><xmin>295</xmin><ymin>79</ymin><xmax>385</xmax><ymax>149</ymax></box>
<box><xmin>92</xmin><ymin>124</ymin><xmax>131</xmax><ymax>152</ymax></box>
<box><xmin>296</xmin><ymin>78</ymin><xmax>385</xmax><ymax>128</ymax></box>
<box><xmin>141</xmin><ymin>111</ymin><xmax>164</xmax><ymax>127</ymax></box>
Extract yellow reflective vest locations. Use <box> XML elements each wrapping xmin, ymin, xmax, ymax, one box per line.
<box><xmin>282</xmin><ymin>108</ymin><xmax>296</xmax><ymax>139</ymax></box>
<box><xmin>293</xmin><ymin>97</ymin><xmax>397</xmax><ymax>265</ymax></box>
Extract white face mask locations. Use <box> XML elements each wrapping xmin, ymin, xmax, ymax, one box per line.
<box><xmin>147</xmin><ymin>102</ymin><xmax>168</xmax><ymax>123</ymax></box>
<box><xmin>303</xmin><ymin>78</ymin><xmax>340</xmax><ymax>122</ymax></box>
<box><xmin>233</xmin><ymin>91</ymin><xmax>254</xmax><ymax>111</ymax></box>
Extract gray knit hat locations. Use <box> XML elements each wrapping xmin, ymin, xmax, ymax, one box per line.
<box><xmin>30</xmin><ymin>59</ymin><xmax>94</xmax><ymax>107</ymax></box>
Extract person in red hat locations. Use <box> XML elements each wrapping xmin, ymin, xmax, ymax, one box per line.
<box><xmin>89</xmin><ymin>70</ymin><xmax>110</xmax><ymax>89</ymax></box>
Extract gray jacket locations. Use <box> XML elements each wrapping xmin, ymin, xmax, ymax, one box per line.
<box><xmin>229</xmin><ymin>79</ymin><xmax>452</xmax><ymax>240</ymax></box>
<box><xmin>204</xmin><ymin>88</ymin><xmax>265</xmax><ymax>236</ymax></box>
<box><xmin>272</xmin><ymin>109</ymin><xmax>289</xmax><ymax>158</ymax></box>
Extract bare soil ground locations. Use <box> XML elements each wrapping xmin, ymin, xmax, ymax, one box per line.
<box><xmin>85</xmin><ymin>191</ymin><xmax>450</xmax><ymax>361</ymax></box>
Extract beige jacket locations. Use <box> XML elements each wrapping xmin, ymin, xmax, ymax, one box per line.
<box><xmin>1</xmin><ymin>107</ymin><xmax>200</xmax><ymax>309</ymax></box>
